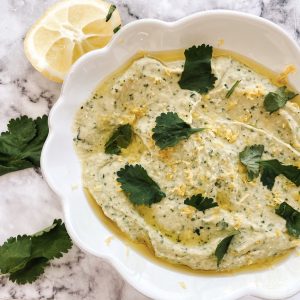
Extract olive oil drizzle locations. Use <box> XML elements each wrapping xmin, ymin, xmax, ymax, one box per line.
<box><xmin>85</xmin><ymin>188</ymin><xmax>292</xmax><ymax>275</ymax></box>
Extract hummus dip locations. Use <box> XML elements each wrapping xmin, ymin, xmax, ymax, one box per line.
<box><xmin>74</xmin><ymin>49</ymin><xmax>300</xmax><ymax>271</ymax></box>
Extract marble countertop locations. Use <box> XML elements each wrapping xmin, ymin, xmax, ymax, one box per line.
<box><xmin>0</xmin><ymin>0</ymin><xmax>299</xmax><ymax>299</ymax></box>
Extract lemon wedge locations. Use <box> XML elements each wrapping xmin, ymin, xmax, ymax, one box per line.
<box><xmin>24</xmin><ymin>0</ymin><xmax>121</xmax><ymax>82</ymax></box>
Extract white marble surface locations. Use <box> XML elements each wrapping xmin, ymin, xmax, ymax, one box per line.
<box><xmin>0</xmin><ymin>0</ymin><xmax>300</xmax><ymax>299</ymax></box>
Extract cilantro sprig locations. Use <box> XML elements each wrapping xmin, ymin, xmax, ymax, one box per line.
<box><xmin>239</xmin><ymin>144</ymin><xmax>300</xmax><ymax>190</ymax></box>
<box><xmin>178</xmin><ymin>44</ymin><xmax>217</xmax><ymax>94</ymax></box>
<box><xmin>105</xmin><ymin>124</ymin><xmax>133</xmax><ymax>155</ymax></box>
<box><xmin>184</xmin><ymin>194</ymin><xmax>218</xmax><ymax>212</ymax></box>
<box><xmin>0</xmin><ymin>219</ymin><xmax>72</xmax><ymax>284</ymax></box>
<box><xmin>264</xmin><ymin>86</ymin><xmax>297</xmax><ymax>113</ymax></box>
<box><xmin>239</xmin><ymin>144</ymin><xmax>264</xmax><ymax>180</ymax></box>
<box><xmin>215</xmin><ymin>234</ymin><xmax>236</xmax><ymax>267</ymax></box>
<box><xmin>0</xmin><ymin>115</ymin><xmax>48</xmax><ymax>176</ymax></box>
<box><xmin>260</xmin><ymin>160</ymin><xmax>300</xmax><ymax>190</ymax></box>
<box><xmin>152</xmin><ymin>112</ymin><xmax>204</xmax><ymax>149</ymax></box>
<box><xmin>117</xmin><ymin>164</ymin><xmax>166</xmax><ymax>206</ymax></box>
<box><xmin>276</xmin><ymin>202</ymin><xmax>300</xmax><ymax>238</ymax></box>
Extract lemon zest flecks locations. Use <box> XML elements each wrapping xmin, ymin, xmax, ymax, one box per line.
<box><xmin>174</xmin><ymin>184</ymin><xmax>187</xmax><ymax>197</ymax></box>
<box><xmin>181</xmin><ymin>206</ymin><xmax>196</xmax><ymax>215</ymax></box>
<box><xmin>166</xmin><ymin>173</ymin><xmax>174</xmax><ymax>180</ymax></box>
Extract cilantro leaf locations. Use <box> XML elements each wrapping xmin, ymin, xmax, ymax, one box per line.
<box><xmin>117</xmin><ymin>164</ymin><xmax>166</xmax><ymax>206</ymax></box>
<box><xmin>31</xmin><ymin>219</ymin><xmax>73</xmax><ymax>260</ymax></box>
<box><xmin>178</xmin><ymin>44</ymin><xmax>217</xmax><ymax>94</ymax></box>
<box><xmin>0</xmin><ymin>115</ymin><xmax>48</xmax><ymax>176</ymax></box>
<box><xmin>113</xmin><ymin>24</ymin><xmax>121</xmax><ymax>34</ymax></box>
<box><xmin>9</xmin><ymin>258</ymin><xmax>48</xmax><ymax>284</ymax></box>
<box><xmin>239</xmin><ymin>144</ymin><xmax>264</xmax><ymax>180</ymax></box>
<box><xmin>260</xmin><ymin>159</ymin><xmax>300</xmax><ymax>190</ymax></box>
<box><xmin>105</xmin><ymin>124</ymin><xmax>133</xmax><ymax>155</ymax></box>
<box><xmin>0</xmin><ymin>219</ymin><xmax>72</xmax><ymax>284</ymax></box>
<box><xmin>0</xmin><ymin>116</ymin><xmax>36</xmax><ymax>157</ymax></box>
<box><xmin>0</xmin><ymin>161</ymin><xmax>34</xmax><ymax>177</ymax></box>
<box><xmin>239</xmin><ymin>145</ymin><xmax>300</xmax><ymax>189</ymax></box>
<box><xmin>264</xmin><ymin>86</ymin><xmax>297</xmax><ymax>113</ymax></box>
<box><xmin>0</xmin><ymin>236</ymin><xmax>32</xmax><ymax>274</ymax></box>
<box><xmin>215</xmin><ymin>234</ymin><xmax>235</xmax><ymax>267</ymax></box>
<box><xmin>22</xmin><ymin>115</ymin><xmax>49</xmax><ymax>166</ymax></box>
<box><xmin>276</xmin><ymin>202</ymin><xmax>300</xmax><ymax>238</ymax></box>
<box><xmin>152</xmin><ymin>112</ymin><xmax>204</xmax><ymax>149</ymax></box>
<box><xmin>225</xmin><ymin>80</ymin><xmax>241</xmax><ymax>98</ymax></box>
<box><xmin>106</xmin><ymin>4</ymin><xmax>116</xmax><ymax>22</ymax></box>
<box><xmin>184</xmin><ymin>194</ymin><xmax>218</xmax><ymax>212</ymax></box>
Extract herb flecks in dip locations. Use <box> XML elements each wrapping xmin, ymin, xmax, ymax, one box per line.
<box><xmin>74</xmin><ymin>46</ymin><xmax>300</xmax><ymax>271</ymax></box>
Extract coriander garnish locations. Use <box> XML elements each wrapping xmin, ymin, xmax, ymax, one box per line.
<box><xmin>260</xmin><ymin>159</ymin><xmax>300</xmax><ymax>190</ymax></box>
<box><xmin>239</xmin><ymin>145</ymin><xmax>300</xmax><ymax>190</ymax></box>
<box><xmin>215</xmin><ymin>234</ymin><xmax>236</xmax><ymax>267</ymax></box>
<box><xmin>276</xmin><ymin>202</ymin><xmax>300</xmax><ymax>238</ymax></box>
<box><xmin>178</xmin><ymin>44</ymin><xmax>217</xmax><ymax>94</ymax></box>
<box><xmin>117</xmin><ymin>164</ymin><xmax>166</xmax><ymax>206</ymax></box>
<box><xmin>264</xmin><ymin>86</ymin><xmax>297</xmax><ymax>113</ymax></box>
<box><xmin>105</xmin><ymin>124</ymin><xmax>133</xmax><ymax>155</ymax></box>
<box><xmin>152</xmin><ymin>112</ymin><xmax>204</xmax><ymax>149</ymax></box>
<box><xmin>184</xmin><ymin>194</ymin><xmax>218</xmax><ymax>212</ymax></box>
<box><xmin>239</xmin><ymin>144</ymin><xmax>264</xmax><ymax>180</ymax></box>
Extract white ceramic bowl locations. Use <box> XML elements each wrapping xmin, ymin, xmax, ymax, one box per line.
<box><xmin>41</xmin><ymin>10</ymin><xmax>300</xmax><ymax>300</ymax></box>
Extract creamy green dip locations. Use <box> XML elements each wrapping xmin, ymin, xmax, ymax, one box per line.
<box><xmin>74</xmin><ymin>54</ymin><xmax>300</xmax><ymax>270</ymax></box>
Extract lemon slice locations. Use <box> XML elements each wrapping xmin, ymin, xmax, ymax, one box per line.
<box><xmin>24</xmin><ymin>0</ymin><xmax>121</xmax><ymax>82</ymax></box>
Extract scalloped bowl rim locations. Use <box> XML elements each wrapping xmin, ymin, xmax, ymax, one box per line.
<box><xmin>41</xmin><ymin>10</ymin><xmax>300</xmax><ymax>300</ymax></box>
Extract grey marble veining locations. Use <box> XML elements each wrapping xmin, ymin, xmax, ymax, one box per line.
<box><xmin>0</xmin><ymin>1</ymin><xmax>299</xmax><ymax>299</ymax></box>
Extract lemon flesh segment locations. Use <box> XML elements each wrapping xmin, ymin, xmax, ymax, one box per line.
<box><xmin>24</xmin><ymin>0</ymin><xmax>121</xmax><ymax>82</ymax></box>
